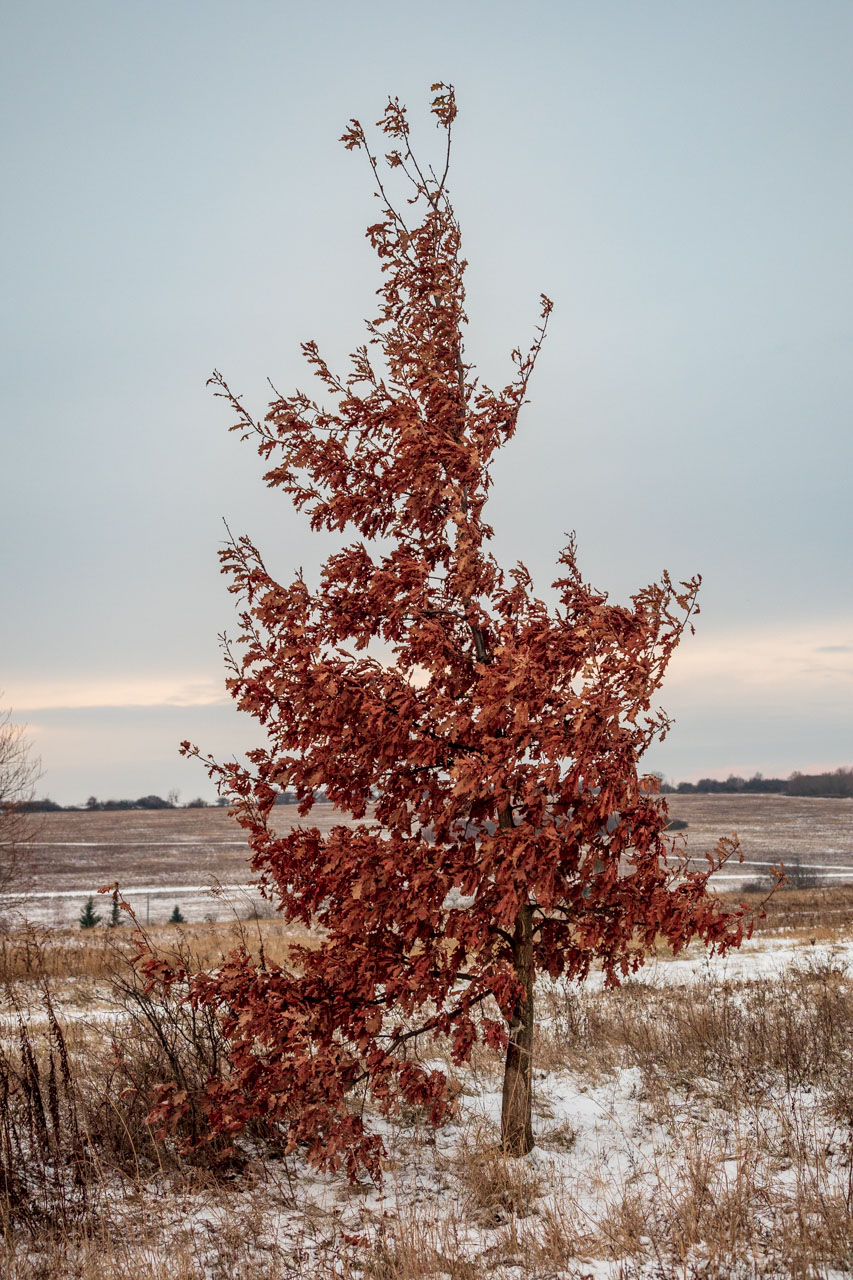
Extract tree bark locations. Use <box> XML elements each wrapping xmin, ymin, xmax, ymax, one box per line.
<box><xmin>500</xmin><ymin>901</ymin><xmax>535</xmax><ymax>1156</ymax></box>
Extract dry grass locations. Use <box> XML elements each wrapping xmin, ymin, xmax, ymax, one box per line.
<box><xmin>0</xmin><ymin>1201</ymin><xmax>358</xmax><ymax>1280</ymax></box>
<box><xmin>0</xmin><ymin>917</ymin><xmax>317</xmax><ymax>984</ymax></box>
<box><xmin>12</xmin><ymin>878</ymin><xmax>847</xmax><ymax>986</ymax></box>
<box><xmin>730</xmin><ymin>883</ymin><xmax>853</xmax><ymax>935</ymax></box>
<box><xmin>2</xmin><ymin>924</ymin><xmax>853</xmax><ymax>1277</ymax></box>
<box><xmin>535</xmin><ymin>950</ymin><xmax>853</xmax><ymax>1099</ymax></box>
<box><xmin>446</xmin><ymin>1126</ymin><xmax>544</xmax><ymax>1226</ymax></box>
<box><xmin>5</xmin><ymin>796</ymin><xmax>852</xmax><ymax>1275</ymax></box>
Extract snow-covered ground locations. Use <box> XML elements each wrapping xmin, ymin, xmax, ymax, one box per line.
<box><xmin>4</xmin><ymin>926</ymin><xmax>853</xmax><ymax>1278</ymax></box>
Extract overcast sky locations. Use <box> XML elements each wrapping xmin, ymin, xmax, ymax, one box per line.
<box><xmin>2</xmin><ymin>1</ymin><xmax>851</xmax><ymax>804</ymax></box>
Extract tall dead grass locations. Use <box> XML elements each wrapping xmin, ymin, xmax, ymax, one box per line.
<box><xmin>2</xmin><ymin>925</ymin><xmax>853</xmax><ymax>1277</ymax></box>
<box><xmin>0</xmin><ymin>917</ymin><xmax>316</xmax><ymax>983</ymax></box>
<box><xmin>535</xmin><ymin>950</ymin><xmax>853</xmax><ymax>1109</ymax></box>
<box><xmin>730</xmin><ymin>883</ymin><xmax>853</xmax><ymax>934</ymax></box>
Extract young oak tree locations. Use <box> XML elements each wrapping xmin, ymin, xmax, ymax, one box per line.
<box><xmin>160</xmin><ymin>85</ymin><xmax>754</xmax><ymax>1177</ymax></box>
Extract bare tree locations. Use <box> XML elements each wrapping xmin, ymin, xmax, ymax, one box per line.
<box><xmin>0</xmin><ymin>703</ymin><xmax>40</xmax><ymax>921</ymax></box>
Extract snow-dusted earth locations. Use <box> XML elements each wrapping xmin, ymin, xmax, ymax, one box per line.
<box><xmin>8</xmin><ymin>794</ymin><xmax>853</xmax><ymax>931</ymax></box>
<box><xmin>230</xmin><ymin>937</ymin><xmax>853</xmax><ymax>1278</ymax></box>
<box><xmin>588</xmin><ymin>929</ymin><xmax>853</xmax><ymax>988</ymax></box>
<box><xmin>6</xmin><ymin>928</ymin><xmax>852</xmax><ymax>1278</ymax></box>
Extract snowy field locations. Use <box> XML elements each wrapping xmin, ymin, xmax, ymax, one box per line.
<box><xmin>3</xmin><ymin>796</ymin><xmax>853</xmax><ymax>1276</ymax></box>
<box><xmin>6</xmin><ymin>794</ymin><xmax>853</xmax><ymax>929</ymax></box>
<box><xmin>3</xmin><ymin>917</ymin><xmax>853</xmax><ymax>1278</ymax></box>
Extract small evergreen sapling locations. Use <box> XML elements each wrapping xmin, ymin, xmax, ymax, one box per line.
<box><xmin>169</xmin><ymin>905</ymin><xmax>185</xmax><ymax>924</ymax></box>
<box><xmin>79</xmin><ymin>897</ymin><xmax>101</xmax><ymax>929</ymax></box>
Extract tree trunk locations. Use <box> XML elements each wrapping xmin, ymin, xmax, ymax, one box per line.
<box><xmin>500</xmin><ymin>901</ymin><xmax>534</xmax><ymax>1155</ymax></box>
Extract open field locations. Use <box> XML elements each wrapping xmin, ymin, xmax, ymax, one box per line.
<box><xmin>4</xmin><ymin>794</ymin><xmax>853</xmax><ymax>930</ymax></box>
<box><xmin>663</xmin><ymin>793</ymin><xmax>853</xmax><ymax>886</ymax></box>
<box><xmin>2</xmin><ymin>804</ymin><xmax>344</xmax><ymax>928</ymax></box>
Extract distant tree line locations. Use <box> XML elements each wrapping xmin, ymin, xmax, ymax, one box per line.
<box><xmin>660</xmin><ymin>767</ymin><xmax>853</xmax><ymax>798</ymax></box>
<box><xmin>21</xmin><ymin>788</ymin><xmax>328</xmax><ymax>812</ymax></box>
<box><xmin>19</xmin><ymin>794</ymin><xmax>231</xmax><ymax>812</ymax></box>
<box><xmin>20</xmin><ymin>771</ymin><xmax>853</xmax><ymax>812</ymax></box>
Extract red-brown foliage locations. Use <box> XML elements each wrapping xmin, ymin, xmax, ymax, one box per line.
<box><xmin>150</xmin><ymin>85</ymin><xmax>755</xmax><ymax>1178</ymax></box>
